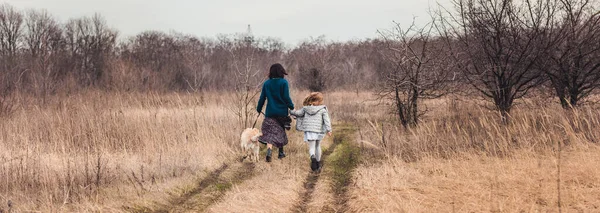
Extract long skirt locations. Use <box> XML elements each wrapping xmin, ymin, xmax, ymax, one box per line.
<box><xmin>258</xmin><ymin>117</ymin><xmax>288</xmax><ymax>148</ymax></box>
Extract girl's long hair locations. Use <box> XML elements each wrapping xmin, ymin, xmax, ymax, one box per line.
<box><xmin>303</xmin><ymin>92</ymin><xmax>324</xmax><ymax>106</ymax></box>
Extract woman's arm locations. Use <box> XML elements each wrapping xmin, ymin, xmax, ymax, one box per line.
<box><xmin>256</xmin><ymin>83</ymin><xmax>266</xmax><ymax>113</ymax></box>
<box><xmin>282</xmin><ymin>80</ymin><xmax>294</xmax><ymax>110</ymax></box>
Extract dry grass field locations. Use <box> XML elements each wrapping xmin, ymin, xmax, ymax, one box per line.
<box><xmin>1</xmin><ymin>91</ymin><xmax>599</xmax><ymax>212</ymax></box>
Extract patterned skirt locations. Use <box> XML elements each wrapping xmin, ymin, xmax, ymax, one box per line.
<box><xmin>258</xmin><ymin>117</ymin><xmax>288</xmax><ymax>148</ymax></box>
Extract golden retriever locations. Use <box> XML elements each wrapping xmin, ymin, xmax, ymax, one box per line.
<box><xmin>240</xmin><ymin>128</ymin><xmax>262</xmax><ymax>162</ymax></box>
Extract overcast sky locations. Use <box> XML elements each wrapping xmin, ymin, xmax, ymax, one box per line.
<box><xmin>3</xmin><ymin>0</ymin><xmax>451</xmax><ymax>45</ymax></box>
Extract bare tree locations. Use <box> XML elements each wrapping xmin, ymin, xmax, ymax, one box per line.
<box><xmin>64</xmin><ymin>14</ymin><xmax>117</xmax><ymax>86</ymax></box>
<box><xmin>377</xmin><ymin>21</ymin><xmax>455</xmax><ymax>128</ymax></box>
<box><xmin>231</xmin><ymin>33</ymin><xmax>261</xmax><ymax>128</ymax></box>
<box><xmin>545</xmin><ymin>0</ymin><xmax>600</xmax><ymax>108</ymax></box>
<box><xmin>176</xmin><ymin>34</ymin><xmax>210</xmax><ymax>92</ymax></box>
<box><xmin>24</xmin><ymin>9</ymin><xmax>64</xmax><ymax>102</ymax></box>
<box><xmin>121</xmin><ymin>31</ymin><xmax>209</xmax><ymax>91</ymax></box>
<box><xmin>289</xmin><ymin>36</ymin><xmax>341</xmax><ymax>92</ymax></box>
<box><xmin>339</xmin><ymin>51</ymin><xmax>362</xmax><ymax>93</ymax></box>
<box><xmin>0</xmin><ymin>4</ymin><xmax>24</xmax><ymax>116</ymax></box>
<box><xmin>438</xmin><ymin>0</ymin><xmax>559</xmax><ymax>121</ymax></box>
<box><xmin>122</xmin><ymin>31</ymin><xmax>180</xmax><ymax>90</ymax></box>
<box><xmin>0</xmin><ymin>4</ymin><xmax>23</xmax><ymax>57</ymax></box>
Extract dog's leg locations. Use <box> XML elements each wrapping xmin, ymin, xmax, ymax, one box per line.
<box><xmin>246</xmin><ymin>144</ymin><xmax>251</xmax><ymax>162</ymax></box>
<box><xmin>246</xmin><ymin>148</ymin><xmax>252</xmax><ymax>162</ymax></box>
<box><xmin>256</xmin><ymin>150</ymin><xmax>259</xmax><ymax>162</ymax></box>
<box><xmin>251</xmin><ymin>146</ymin><xmax>257</xmax><ymax>162</ymax></box>
<box><xmin>247</xmin><ymin>148</ymin><xmax>252</xmax><ymax>162</ymax></box>
<box><xmin>253</xmin><ymin>145</ymin><xmax>260</xmax><ymax>162</ymax></box>
<box><xmin>241</xmin><ymin>146</ymin><xmax>249</xmax><ymax>162</ymax></box>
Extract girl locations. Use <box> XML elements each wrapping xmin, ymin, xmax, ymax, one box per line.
<box><xmin>291</xmin><ymin>92</ymin><xmax>332</xmax><ymax>172</ymax></box>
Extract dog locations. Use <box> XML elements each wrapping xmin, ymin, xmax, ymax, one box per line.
<box><xmin>240</xmin><ymin>128</ymin><xmax>262</xmax><ymax>162</ymax></box>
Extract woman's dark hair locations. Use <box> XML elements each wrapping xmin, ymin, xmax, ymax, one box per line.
<box><xmin>269</xmin><ymin>63</ymin><xmax>288</xmax><ymax>79</ymax></box>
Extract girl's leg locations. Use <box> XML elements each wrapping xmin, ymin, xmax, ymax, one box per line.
<box><xmin>315</xmin><ymin>140</ymin><xmax>322</xmax><ymax>161</ymax></box>
<box><xmin>308</xmin><ymin>140</ymin><xmax>318</xmax><ymax>171</ymax></box>
<box><xmin>307</xmin><ymin>141</ymin><xmax>316</xmax><ymax>157</ymax></box>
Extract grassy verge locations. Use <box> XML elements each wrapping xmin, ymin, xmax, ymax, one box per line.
<box><xmin>322</xmin><ymin>124</ymin><xmax>360</xmax><ymax>212</ymax></box>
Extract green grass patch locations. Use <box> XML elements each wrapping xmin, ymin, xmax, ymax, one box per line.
<box><xmin>327</xmin><ymin>135</ymin><xmax>360</xmax><ymax>196</ymax></box>
<box><xmin>215</xmin><ymin>182</ymin><xmax>232</xmax><ymax>192</ymax></box>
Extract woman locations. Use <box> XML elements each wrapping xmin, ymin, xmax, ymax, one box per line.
<box><xmin>256</xmin><ymin>63</ymin><xmax>294</xmax><ymax>162</ymax></box>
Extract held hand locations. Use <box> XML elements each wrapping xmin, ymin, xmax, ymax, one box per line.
<box><xmin>327</xmin><ymin>132</ymin><xmax>333</xmax><ymax>137</ymax></box>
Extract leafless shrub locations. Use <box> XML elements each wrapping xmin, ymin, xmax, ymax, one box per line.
<box><xmin>438</xmin><ymin>0</ymin><xmax>560</xmax><ymax>121</ymax></box>
<box><xmin>544</xmin><ymin>0</ymin><xmax>600</xmax><ymax>108</ymax></box>
<box><xmin>376</xmin><ymin>21</ymin><xmax>455</xmax><ymax>128</ymax></box>
<box><xmin>226</xmin><ymin>32</ymin><xmax>264</xmax><ymax>129</ymax></box>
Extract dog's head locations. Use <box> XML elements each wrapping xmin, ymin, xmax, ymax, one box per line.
<box><xmin>248</xmin><ymin>128</ymin><xmax>262</xmax><ymax>142</ymax></box>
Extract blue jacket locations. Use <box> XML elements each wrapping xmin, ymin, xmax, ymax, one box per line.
<box><xmin>257</xmin><ymin>78</ymin><xmax>294</xmax><ymax>117</ymax></box>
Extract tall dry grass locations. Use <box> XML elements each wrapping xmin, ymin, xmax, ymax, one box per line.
<box><xmin>341</xmin><ymin>93</ymin><xmax>600</xmax><ymax>212</ymax></box>
<box><xmin>0</xmin><ymin>90</ymin><xmax>351</xmax><ymax>212</ymax></box>
<box><xmin>321</xmin><ymin>91</ymin><xmax>600</xmax><ymax>157</ymax></box>
<box><xmin>1</xmin><ymin>90</ymin><xmax>599</xmax><ymax>212</ymax></box>
<box><xmin>0</xmin><ymin>91</ymin><xmax>243</xmax><ymax>212</ymax></box>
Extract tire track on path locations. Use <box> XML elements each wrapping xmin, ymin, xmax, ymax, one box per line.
<box><xmin>292</xmin><ymin>124</ymin><xmax>359</xmax><ymax>213</ymax></box>
<box><xmin>125</xmin><ymin>162</ymin><xmax>256</xmax><ymax>213</ymax></box>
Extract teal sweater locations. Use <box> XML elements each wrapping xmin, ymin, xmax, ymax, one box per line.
<box><xmin>257</xmin><ymin>78</ymin><xmax>294</xmax><ymax>117</ymax></box>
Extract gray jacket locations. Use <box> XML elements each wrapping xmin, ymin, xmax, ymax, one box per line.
<box><xmin>290</xmin><ymin>105</ymin><xmax>332</xmax><ymax>133</ymax></box>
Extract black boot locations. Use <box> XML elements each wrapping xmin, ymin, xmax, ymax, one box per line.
<box><xmin>316</xmin><ymin>161</ymin><xmax>322</xmax><ymax>173</ymax></box>
<box><xmin>278</xmin><ymin>147</ymin><xmax>286</xmax><ymax>159</ymax></box>
<box><xmin>310</xmin><ymin>155</ymin><xmax>318</xmax><ymax>171</ymax></box>
<box><xmin>266</xmin><ymin>148</ymin><xmax>272</xmax><ymax>162</ymax></box>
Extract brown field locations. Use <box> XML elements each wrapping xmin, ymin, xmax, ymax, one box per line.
<box><xmin>1</xmin><ymin>91</ymin><xmax>599</xmax><ymax>212</ymax></box>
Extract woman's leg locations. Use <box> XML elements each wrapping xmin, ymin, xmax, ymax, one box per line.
<box><xmin>278</xmin><ymin>145</ymin><xmax>286</xmax><ymax>159</ymax></box>
<box><xmin>266</xmin><ymin>143</ymin><xmax>273</xmax><ymax>162</ymax></box>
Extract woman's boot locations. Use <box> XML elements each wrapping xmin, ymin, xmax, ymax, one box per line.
<box><xmin>278</xmin><ymin>147</ymin><xmax>286</xmax><ymax>159</ymax></box>
<box><xmin>266</xmin><ymin>148</ymin><xmax>272</xmax><ymax>162</ymax></box>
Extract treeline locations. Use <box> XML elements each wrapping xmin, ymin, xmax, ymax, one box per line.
<box><xmin>2</xmin><ymin>0</ymin><xmax>600</xmax><ymax>123</ymax></box>
<box><xmin>0</xmin><ymin>3</ymin><xmax>382</xmax><ymax>97</ymax></box>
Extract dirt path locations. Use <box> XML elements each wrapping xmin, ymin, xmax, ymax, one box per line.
<box><xmin>125</xmin><ymin>162</ymin><xmax>256</xmax><ymax>213</ymax></box>
<box><xmin>291</xmin><ymin>131</ymin><xmax>342</xmax><ymax>213</ymax></box>
<box><xmin>126</xmin><ymin>123</ymin><xmax>359</xmax><ymax>213</ymax></box>
<box><xmin>292</xmin><ymin>124</ymin><xmax>359</xmax><ymax>213</ymax></box>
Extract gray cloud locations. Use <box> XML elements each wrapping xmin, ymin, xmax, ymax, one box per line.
<box><xmin>3</xmin><ymin>0</ymin><xmax>450</xmax><ymax>44</ymax></box>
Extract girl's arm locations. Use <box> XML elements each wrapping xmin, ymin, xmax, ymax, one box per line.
<box><xmin>290</xmin><ymin>108</ymin><xmax>305</xmax><ymax>117</ymax></box>
<box><xmin>256</xmin><ymin>83</ymin><xmax>266</xmax><ymax>113</ymax></box>
<box><xmin>323</xmin><ymin>107</ymin><xmax>332</xmax><ymax>133</ymax></box>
